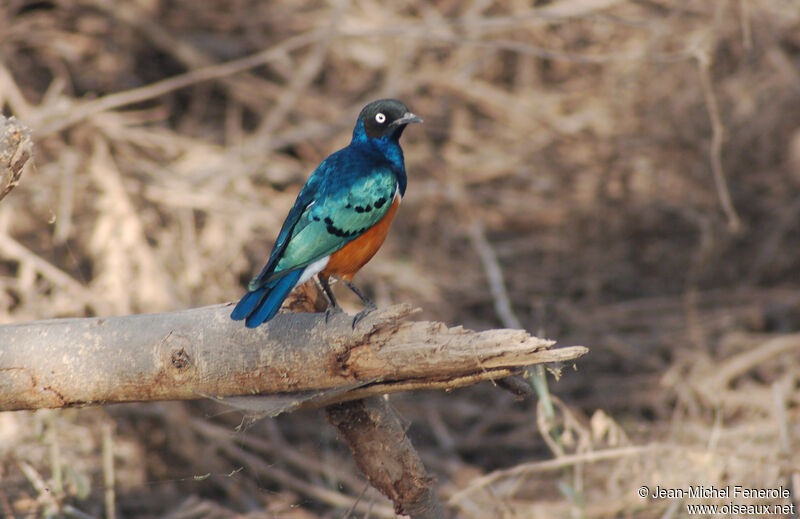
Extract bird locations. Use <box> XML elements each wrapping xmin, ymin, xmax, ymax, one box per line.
<box><xmin>231</xmin><ymin>99</ymin><xmax>422</xmax><ymax>328</ymax></box>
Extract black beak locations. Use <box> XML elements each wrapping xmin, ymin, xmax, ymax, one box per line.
<box><xmin>389</xmin><ymin>112</ymin><xmax>423</xmax><ymax>127</ymax></box>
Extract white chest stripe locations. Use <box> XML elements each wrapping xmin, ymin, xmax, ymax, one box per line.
<box><xmin>296</xmin><ymin>256</ymin><xmax>330</xmax><ymax>288</ymax></box>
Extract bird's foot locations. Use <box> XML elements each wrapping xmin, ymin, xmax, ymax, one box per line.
<box><xmin>351</xmin><ymin>301</ymin><xmax>378</xmax><ymax>329</ymax></box>
<box><xmin>325</xmin><ymin>304</ymin><xmax>344</xmax><ymax>324</ymax></box>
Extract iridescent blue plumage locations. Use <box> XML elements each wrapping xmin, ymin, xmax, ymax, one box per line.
<box><xmin>232</xmin><ymin>99</ymin><xmax>421</xmax><ymax>327</ymax></box>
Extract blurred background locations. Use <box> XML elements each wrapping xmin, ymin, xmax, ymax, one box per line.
<box><xmin>1</xmin><ymin>0</ymin><xmax>800</xmax><ymax>517</ymax></box>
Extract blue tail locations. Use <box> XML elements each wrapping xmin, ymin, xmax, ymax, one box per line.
<box><xmin>231</xmin><ymin>269</ymin><xmax>304</xmax><ymax>328</ymax></box>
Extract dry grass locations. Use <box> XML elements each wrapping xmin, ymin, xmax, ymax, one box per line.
<box><xmin>1</xmin><ymin>0</ymin><xmax>800</xmax><ymax>517</ymax></box>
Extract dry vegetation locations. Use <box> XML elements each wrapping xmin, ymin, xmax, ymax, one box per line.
<box><xmin>2</xmin><ymin>0</ymin><xmax>800</xmax><ymax>517</ymax></box>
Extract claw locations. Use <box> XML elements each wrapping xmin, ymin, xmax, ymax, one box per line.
<box><xmin>325</xmin><ymin>304</ymin><xmax>344</xmax><ymax>324</ymax></box>
<box><xmin>351</xmin><ymin>301</ymin><xmax>377</xmax><ymax>329</ymax></box>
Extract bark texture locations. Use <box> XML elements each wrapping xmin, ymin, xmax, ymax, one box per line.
<box><xmin>0</xmin><ymin>302</ymin><xmax>587</xmax><ymax>412</ymax></box>
<box><xmin>327</xmin><ymin>397</ymin><xmax>445</xmax><ymax>519</ymax></box>
<box><xmin>0</xmin><ymin>115</ymin><xmax>32</xmax><ymax>202</ymax></box>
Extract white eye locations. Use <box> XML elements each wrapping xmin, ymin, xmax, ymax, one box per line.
<box><xmin>375</xmin><ymin>113</ymin><xmax>386</xmax><ymax>124</ymax></box>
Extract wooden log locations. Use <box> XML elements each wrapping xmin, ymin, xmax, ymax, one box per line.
<box><xmin>0</xmin><ymin>302</ymin><xmax>586</xmax><ymax>413</ymax></box>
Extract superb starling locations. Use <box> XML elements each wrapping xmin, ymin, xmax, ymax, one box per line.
<box><xmin>231</xmin><ymin>99</ymin><xmax>422</xmax><ymax>327</ymax></box>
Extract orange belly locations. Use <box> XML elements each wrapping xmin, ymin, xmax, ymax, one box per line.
<box><xmin>321</xmin><ymin>195</ymin><xmax>400</xmax><ymax>282</ymax></box>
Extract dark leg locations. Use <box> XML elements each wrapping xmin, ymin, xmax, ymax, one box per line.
<box><xmin>343</xmin><ymin>281</ymin><xmax>373</xmax><ymax>306</ymax></box>
<box><xmin>318</xmin><ymin>275</ymin><xmax>339</xmax><ymax>307</ymax></box>
<box><xmin>344</xmin><ymin>281</ymin><xmax>377</xmax><ymax>328</ymax></box>
<box><xmin>318</xmin><ymin>276</ymin><xmax>343</xmax><ymax>323</ymax></box>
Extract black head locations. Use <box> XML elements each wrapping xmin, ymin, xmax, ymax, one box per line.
<box><xmin>357</xmin><ymin>99</ymin><xmax>422</xmax><ymax>140</ymax></box>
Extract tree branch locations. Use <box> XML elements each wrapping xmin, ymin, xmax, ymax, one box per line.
<box><xmin>0</xmin><ymin>277</ymin><xmax>587</xmax><ymax>517</ymax></box>
<box><xmin>0</xmin><ymin>301</ymin><xmax>586</xmax><ymax>412</ymax></box>
<box><xmin>327</xmin><ymin>397</ymin><xmax>445</xmax><ymax>519</ymax></box>
<box><xmin>0</xmin><ymin>115</ymin><xmax>32</xmax><ymax>202</ymax></box>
